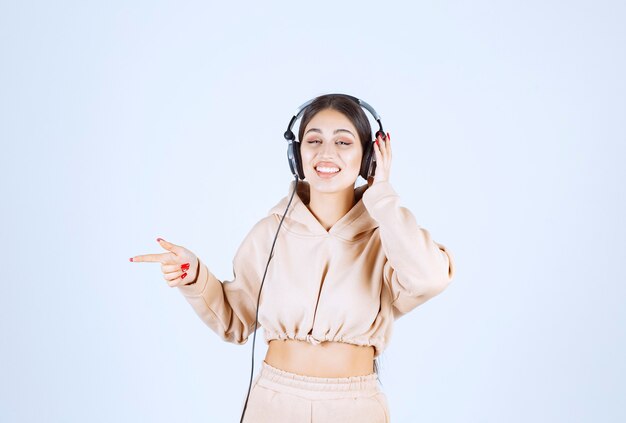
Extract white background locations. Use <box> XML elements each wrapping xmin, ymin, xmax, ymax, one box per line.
<box><xmin>1</xmin><ymin>1</ymin><xmax>624</xmax><ymax>422</ymax></box>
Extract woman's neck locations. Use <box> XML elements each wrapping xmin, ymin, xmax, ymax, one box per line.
<box><xmin>306</xmin><ymin>185</ymin><xmax>356</xmax><ymax>231</ymax></box>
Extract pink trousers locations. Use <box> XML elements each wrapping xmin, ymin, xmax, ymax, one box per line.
<box><xmin>240</xmin><ymin>360</ymin><xmax>390</xmax><ymax>422</ymax></box>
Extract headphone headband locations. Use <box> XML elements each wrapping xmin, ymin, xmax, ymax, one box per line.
<box><xmin>283</xmin><ymin>94</ymin><xmax>384</xmax><ymax>142</ymax></box>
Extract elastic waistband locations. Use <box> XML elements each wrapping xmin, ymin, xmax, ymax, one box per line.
<box><xmin>259</xmin><ymin>361</ymin><xmax>380</xmax><ymax>394</ymax></box>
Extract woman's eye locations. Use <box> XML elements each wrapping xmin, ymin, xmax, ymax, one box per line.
<box><xmin>305</xmin><ymin>140</ymin><xmax>351</xmax><ymax>145</ymax></box>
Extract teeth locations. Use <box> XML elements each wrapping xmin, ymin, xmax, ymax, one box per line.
<box><xmin>316</xmin><ymin>166</ymin><xmax>340</xmax><ymax>173</ymax></box>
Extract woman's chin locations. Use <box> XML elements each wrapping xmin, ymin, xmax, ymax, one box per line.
<box><xmin>305</xmin><ymin>173</ymin><xmax>358</xmax><ymax>193</ymax></box>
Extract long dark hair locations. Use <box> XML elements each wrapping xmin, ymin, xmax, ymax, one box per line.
<box><xmin>298</xmin><ymin>93</ymin><xmax>383</xmax><ymax>382</ymax></box>
<box><xmin>297</xmin><ymin>94</ymin><xmax>373</xmax><ymax>155</ymax></box>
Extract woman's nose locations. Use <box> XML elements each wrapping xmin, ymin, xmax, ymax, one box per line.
<box><xmin>320</xmin><ymin>141</ymin><xmax>337</xmax><ymax>156</ymax></box>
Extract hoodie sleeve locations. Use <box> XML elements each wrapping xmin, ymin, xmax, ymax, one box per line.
<box><xmin>362</xmin><ymin>181</ymin><xmax>456</xmax><ymax>319</ymax></box>
<box><xmin>176</xmin><ymin>218</ymin><xmax>275</xmax><ymax>344</ymax></box>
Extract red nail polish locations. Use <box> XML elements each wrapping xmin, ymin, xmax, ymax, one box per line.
<box><xmin>156</xmin><ymin>238</ymin><xmax>163</xmax><ymax>242</ymax></box>
<box><xmin>181</xmin><ymin>273</ymin><xmax>187</xmax><ymax>279</ymax></box>
<box><xmin>181</xmin><ymin>263</ymin><xmax>190</xmax><ymax>271</ymax></box>
<box><xmin>129</xmin><ymin>258</ymin><xmax>134</xmax><ymax>262</ymax></box>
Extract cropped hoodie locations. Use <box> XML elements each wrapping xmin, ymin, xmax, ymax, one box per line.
<box><xmin>177</xmin><ymin>179</ymin><xmax>456</xmax><ymax>358</ymax></box>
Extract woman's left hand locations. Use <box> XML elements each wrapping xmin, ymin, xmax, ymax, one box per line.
<box><xmin>368</xmin><ymin>132</ymin><xmax>392</xmax><ymax>186</ymax></box>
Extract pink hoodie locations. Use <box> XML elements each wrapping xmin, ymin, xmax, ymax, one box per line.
<box><xmin>177</xmin><ymin>180</ymin><xmax>455</xmax><ymax>358</ymax></box>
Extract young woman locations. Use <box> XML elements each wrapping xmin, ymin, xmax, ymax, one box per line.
<box><xmin>130</xmin><ymin>94</ymin><xmax>456</xmax><ymax>422</ymax></box>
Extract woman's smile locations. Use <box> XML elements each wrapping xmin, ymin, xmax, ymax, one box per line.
<box><xmin>315</xmin><ymin>161</ymin><xmax>342</xmax><ymax>178</ymax></box>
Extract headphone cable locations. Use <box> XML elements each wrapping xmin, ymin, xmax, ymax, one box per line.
<box><xmin>239</xmin><ymin>175</ymin><xmax>299</xmax><ymax>423</ymax></box>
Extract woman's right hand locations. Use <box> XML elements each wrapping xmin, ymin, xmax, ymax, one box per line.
<box><xmin>130</xmin><ymin>238</ymin><xmax>200</xmax><ymax>287</ymax></box>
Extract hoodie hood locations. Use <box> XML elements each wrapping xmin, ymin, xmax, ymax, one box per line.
<box><xmin>267</xmin><ymin>179</ymin><xmax>379</xmax><ymax>239</ymax></box>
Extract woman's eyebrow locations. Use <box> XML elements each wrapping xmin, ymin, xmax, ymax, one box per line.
<box><xmin>334</xmin><ymin>129</ymin><xmax>355</xmax><ymax>137</ymax></box>
<box><xmin>304</xmin><ymin>128</ymin><xmax>355</xmax><ymax>137</ymax></box>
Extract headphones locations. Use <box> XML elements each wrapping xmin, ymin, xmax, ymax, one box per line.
<box><xmin>284</xmin><ymin>94</ymin><xmax>385</xmax><ymax>180</ymax></box>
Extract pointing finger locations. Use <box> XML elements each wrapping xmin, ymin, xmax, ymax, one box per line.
<box><xmin>130</xmin><ymin>252</ymin><xmax>171</xmax><ymax>263</ymax></box>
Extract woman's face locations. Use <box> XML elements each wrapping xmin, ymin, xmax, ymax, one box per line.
<box><xmin>300</xmin><ymin>108</ymin><xmax>363</xmax><ymax>193</ymax></box>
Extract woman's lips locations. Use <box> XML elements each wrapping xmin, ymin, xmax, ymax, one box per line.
<box><xmin>314</xmin><ymin>162</ymin><xmax>341</xmax><ymax>179</ymax></box>
<box><xmin>315</xmin><ymin>168</ymin><xmax>341</xmax><ymax>178</ymax></box>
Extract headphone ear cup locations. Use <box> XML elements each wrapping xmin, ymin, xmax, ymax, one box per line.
<box><xmin>293</xmin><ymin>140</ymin><xmax>305</xmax><ymax>180</ymax></box>
<box><xmin>287</xmin><ymin>140</ymin><xmax>304</xmax><ymax>179</ymax></box>
<box><xmin>360</xmin><ymin>141</ymin><xmax>375</xmax><ymax>180</ymax></box>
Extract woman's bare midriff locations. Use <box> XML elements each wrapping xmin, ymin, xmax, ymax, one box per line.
<box><xmin>264</xmin><ymin>339</ymin><xmax>375</xmax><ymax>378</ymax></box>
